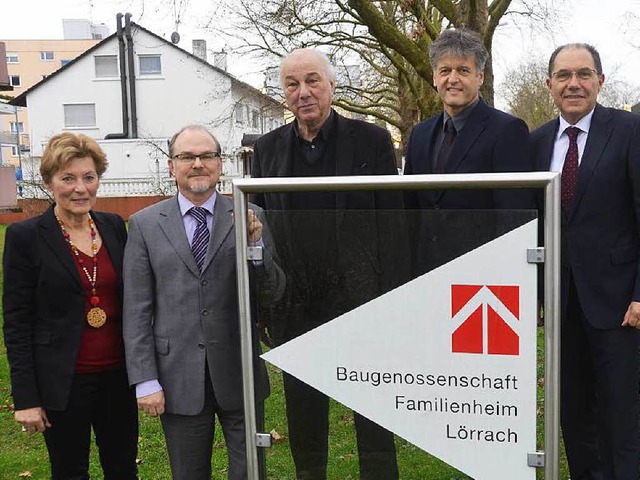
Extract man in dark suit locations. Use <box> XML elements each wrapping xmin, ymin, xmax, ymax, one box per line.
<box><xmin>251</xmin><ymin>48</ymin><xmax>403</xmax><ymax>480</ymax></box>
<box><xmin>403</xmin><ymin>28</ymin><xmax>531</xmax><ymax>209</ymax></box>
<box><xmin>402</xmin><ymin>28</ymin><xmax>533</xmax><ymax>275</ymax></box>
<box><xmin>531</xmin><ymin>43</ymin><xmax>640</xmax><ymax>480</ymax></box>
<box><xmin>123</xmin><ymin>125</ymin><xmax>282</xmax><ymax>480</ymax></box>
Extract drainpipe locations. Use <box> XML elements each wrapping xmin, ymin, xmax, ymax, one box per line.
<box><xmin>105</xmin><ymin>13</ymin><xmax>129</xmax><ymax>139</ymax></box>
<box><xmin>124</xmin><ymin>13</ymin><xmax>138</xmax><ymax>138</ymax></box>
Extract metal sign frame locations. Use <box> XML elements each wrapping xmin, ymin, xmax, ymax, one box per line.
<box><xmin>233</xmin><ymin>172</ymin><xmax>560</xmax><ymax>480</ymax></box>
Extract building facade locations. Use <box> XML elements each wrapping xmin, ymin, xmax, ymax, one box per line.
<box><xmin>11</xmin><ymin>19</ymin><xmax>284</xmax><ymax>196</ymax></box>
<box><xmin>1</xmin><ymin>25</ymin><xmax>103</xmax><ymax>165</ymax></box>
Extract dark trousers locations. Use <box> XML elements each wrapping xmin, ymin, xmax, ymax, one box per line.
<box><xmin>283</xmin><ymin>372</ymin><xmax>398</xmax><ymax>480</ymax></box>
<box><xmin>561</xmin><ymin>280</ymin><xmax>640</xmax><ymax>480</ymax></box>
<box><xmin>43</xmin><ymin>368</ymin><xmax>138</xmax><ymax>480</ymax></box>
<box><xmin>161</xmin><ymin>373</ymin><xmax>266</xmax><ymax>480</ymax></box>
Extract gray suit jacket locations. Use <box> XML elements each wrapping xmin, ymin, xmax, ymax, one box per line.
<box><xmin>123</xmin><ymin>194</ymin><xmax>278</xmax><ymax>415</ymax></box>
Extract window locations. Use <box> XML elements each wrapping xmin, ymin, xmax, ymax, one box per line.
<box><xmin>9</xmin><ymin>75</ymin><xmax>21</xmax><ymax>87</ymax></box>
<box><xmin>61</xmin><ymin>59</ymin><xmax>71</xmax><ymax>67</ymax></box>
<box><xmin>40</xmin><ymin>51</ymin><xmax>54</xmax><ymax>61</ymax></box>
<box><xmin>64</xmin><ymin>104</ymin><xmax>96</xmax><ymax>128</ymax></box>
<box><xmin>10</xmin><ymin>122</ymin><xmax>24</xmax><ymax>133</ymax></box>
<box><xmin>95</xmin><ymin>55</ymin><xmax>118</xmax><ymax>78</ymax></box>
<box><xmin>6</xmin><ymin>53</ymin><xmax>18</xmax><ymax>63</ymax></box>
<box><xmin>11</xmin><ymin>146</ymin><xmax>19</xmax><ymax>156</ymax></box>
<box><xmin>252</xmin><ymin>110</ymin><xmax>260</xmax><ymax>129</ymax></box>
<box><xmin>235</xmin><ymin>104</ymin><xmax>245</xmax><ymax>125</ymax></box>
<box><xmin>139</xmin><ymin>55</ymin><xmax>161</xmax><ymax>75</ymax></box>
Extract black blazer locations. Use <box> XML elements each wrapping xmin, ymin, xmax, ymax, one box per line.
<box><xmin>250</xmin><ymin>112</ymin><xmax>408</xmax><ymax>342</ymax></box>
<box><xmin>531</xmin><ymin>104</ymin><xmax>640</xmax><ymax>328</ymax></box>
<box><xmin>3</xmin><ymin>205</ymin><xmax>127</xmax><ymax>410</ymax></box>
<box><xmin>403</xmin><ymin>98</ymin><xmax>533</xmax><ymax>209</ymax></box>
<box><xmin>251</xmin><ymin>111</ymin><xmax>402</xmax><ymax>211</ymax></box>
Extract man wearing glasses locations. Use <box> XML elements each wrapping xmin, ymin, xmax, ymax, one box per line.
<box><xmin>532</xmin><ymin>44</ymin><xmax>640</xmax><ymax>479</ymax></box>
<box><xmin>123</xmin><ymin>125</ymin><xmax>282</xmax><ymax>480</ymax></box>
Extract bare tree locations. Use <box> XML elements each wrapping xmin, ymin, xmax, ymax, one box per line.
<box><xmin>599</xmin><ymin>72</ymin><xmax>640</xmax><ymax>110</ymax></box>
<box><xmin>216</xmin><ymin>0</ymin><xmax>561</xmax><ymax>152</ymax></box>
<box><xmin>500</xmin><ymin>57</ymin><xmax>556</xmax><ymax>130</ymax></box>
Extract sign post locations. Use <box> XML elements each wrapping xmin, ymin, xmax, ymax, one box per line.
<box><xmin>234</xmin><ymin>172</ymin><xmax>561</xmax><ymax>479</ymax></box>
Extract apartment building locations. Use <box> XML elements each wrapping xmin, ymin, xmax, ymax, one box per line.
<box><xmin>1</xmin><ymin>19</ymin><xmax>106</xmax><ymax>165</ymax></box>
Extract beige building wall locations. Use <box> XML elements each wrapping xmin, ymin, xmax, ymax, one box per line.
<box><xmin>1</xmin><ymin>39</ymin><xmax>99</xmax><ymax>166</ymax></box>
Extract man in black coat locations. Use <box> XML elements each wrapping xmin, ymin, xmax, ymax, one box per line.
<box><xmin>403</xmin><ymin>28</ymin><xmax>534</xmax><ymax>275</ymax></box>
<box><xmin>251</xmin><ymin>48</ymin><xmax>403</xmax><ymax>480</ymax></box>
<box><xmin>531</xmin><ymin>43</ymin><xmax>640</xmax><ymax>480</ymax></box>
<box><xmin>403</xmin><ymin>28</ymin><xmax>532</xmax><ymax>210</ymax></box>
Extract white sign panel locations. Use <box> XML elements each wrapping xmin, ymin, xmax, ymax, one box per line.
<box><xmin>263</xmin><ymin>220</ymin><xmax>538</xmax><ymax>480</ymax></box>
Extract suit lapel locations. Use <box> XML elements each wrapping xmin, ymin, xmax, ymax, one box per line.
<box><xmin>417</xmin><ymin>115</ymin><xmax>440</xmax><ymax>175</ymax></box>
<box><xmin>537</xmin><ymin>120</ymin><xmax>559</xmax><ymax>172</ymax></box>
<box><xmin>202</xmin><ymin>195</ymin><xmax>233</xmax><ymax>272</ymax></box>
<box><xmin>38</xmin><ymin>205</ymin><xmax>82</xmax><ymax>289</ymax></box>
<box><xmin>434</xmin><ymin>100</ymin><xmax>489</xmax><ymax>203</ymax></box>
<box><xmin>416</xmin><ymin>116</ymin><xmax>440</xmax><ymax>205</ymax></box>
<box><xmin>272</xmin><ymin>126</ymin><xmax>294</xmax><ymax>211</ymax></box>
<box><xmin>445</xmin><ymin>100</ymin><xmax>490</xmax><ymax>175</ymax></box>
<box><xmin>334</xmin><ymin>114</ymin><xmax>355</xmax><ymax>210</ymax></box>
<box><xmin>158</xmin><ymin>196</ymin><xmax>201</xmax><ymax>277</ymax></box>
<box><xmin>570</xmin><ymin>105</ymin><xmax>612</xmax><ymax>217</ymax></box>
<box><xmin>93</xmin><ymin>213</ymin><xmax>123</xmax><ymax>283</ymax></box>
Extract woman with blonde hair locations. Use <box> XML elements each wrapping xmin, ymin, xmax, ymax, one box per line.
<box><xmin>3</xmin><ymin>132</ymin><xmax>138</xmax><ymax>479</ymax></box>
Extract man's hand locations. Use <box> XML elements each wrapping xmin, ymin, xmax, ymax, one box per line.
<box><xmin>15</xmin><ymin>407</ymin><xmax>51</xmax><ymax>433</ymax></box>
<box><xmin>137</xmin><ymin>390</ymin><xmax>165</xmax><ymax>417</ymax></box>
<box><xmin>622</xmin><ymin>301</ymin><xmax>640</xmax><ymax>328</ymax></box>
<box><xmin>248</xmin><ymin>209</ymin><xmax>263</xmax><ymax>244</ymax></box>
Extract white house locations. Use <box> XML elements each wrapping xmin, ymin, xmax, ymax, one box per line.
<box><xmin>11</xmin><ymin>16</ymin><xmax>284</xmax><ymax>196</ymax></box>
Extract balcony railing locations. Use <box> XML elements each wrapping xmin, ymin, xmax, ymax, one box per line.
<box><xmin>17</xmin><ymin>175</ymin><xmax>238</xmax><ymax>199</ymax></box>
<box><xmin>0</xmin><ymin>131</ymin><xmax>29</xmax><ymax>150</ymax></box>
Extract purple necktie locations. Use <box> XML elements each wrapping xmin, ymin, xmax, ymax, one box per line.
<box><xmin>561</xmin><ymin>126</ymin><xmax>580</xmax><ymax>210</ymax></box>
<box><xmin>189</xmin><ymin>207</ymin><xmax>210</xmax><ymax>271</ymax></box>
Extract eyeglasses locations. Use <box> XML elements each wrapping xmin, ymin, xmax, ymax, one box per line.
<box><xmin>551</xmin><ymin>68</ymin><xmax>598</xmax><ymax>82</ymax></box>
<box><xmin>172</xmin><ymin>152</ymin><xmax>221</xmax><ymax>163</ymax></box>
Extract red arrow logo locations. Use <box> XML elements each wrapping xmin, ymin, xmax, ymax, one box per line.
<box><xmin>451</xmin><ymin>285</ymin><xmax>520</xmax><ymax>356</ymax></box>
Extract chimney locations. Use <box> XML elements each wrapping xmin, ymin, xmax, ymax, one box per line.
<box><xmin>213</xmin><ymin>51</ymin><xmax>227</xmax><ymax>71</ymax></box>
<box><xmin>0</xmin><ymin>42</ymin><xmax>12</xmax><ymax>91</ymax></box>
<box><xmin>192</xmin><ymin>40</ymin><xmax>207</xmax><ymax>62</ymax></box>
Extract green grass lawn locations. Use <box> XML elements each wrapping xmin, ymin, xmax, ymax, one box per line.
<box><xmin>0</xmin><ymin>223</ymin><xmax>567</xmax><ymax>479</ymax></box>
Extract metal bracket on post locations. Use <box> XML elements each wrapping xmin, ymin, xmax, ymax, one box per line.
<box><xmin>527</xmin><ymin>247</ymin><xmax>545</xmax><ymax>264</ymax></box>
<box><xmin>255</xmin><ymin>432</ymin><xmax>272</xmax><ymax>448</ymax></box>
<box><xmin>247</xmin><ymin>246</ymin><xmax>263</xmax><ymax>262</ymax></box>
<box><xmin>527</xmin><ymin>451</ymin><xmax>545</xmax><ymax>468</ymax></box>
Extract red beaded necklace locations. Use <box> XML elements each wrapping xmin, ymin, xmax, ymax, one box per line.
<box><xmin>55</xmin><ymin>210</ymin><xmax>107</xmax><ymax>328</ymax></box>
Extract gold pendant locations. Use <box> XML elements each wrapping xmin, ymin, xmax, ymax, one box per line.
<box><xmin>87</xmin><ymin>307</ymin><xmax>107</xmax><ymax>328</ymax></box>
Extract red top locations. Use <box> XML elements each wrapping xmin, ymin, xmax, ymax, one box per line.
<box><xmin>73</xmin><ymin>245</ymin><xmax>125</xmax><ymax>373</ymax></box>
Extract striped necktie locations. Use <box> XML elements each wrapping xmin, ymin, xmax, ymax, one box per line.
<box><xmin>189</xmin><ymin>207</ymin><xmax>210</xmax><ymax>271</ymax></box>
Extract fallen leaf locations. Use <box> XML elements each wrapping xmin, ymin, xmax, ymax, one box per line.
<box><xmin>18</xmin><ymin>472</ymin><xmax>33</xmax><ymax>477</ymax></box>
<box><xmin>270</xmin><ymin>429</ymin><xmax>284</xmax><ymax>442</ymax></box>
